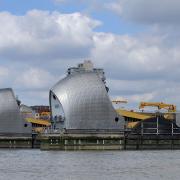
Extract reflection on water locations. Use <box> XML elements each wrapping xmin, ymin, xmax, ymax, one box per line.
<box><xmin>0</xmin><ymin>149</ymin><xmax>180</xmax><ymax>180</ymax></box>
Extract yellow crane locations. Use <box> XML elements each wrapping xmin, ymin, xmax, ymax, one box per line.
<box><xmin>139</xmin><ymin>102</ymin><xmax>176</xmax><ymax>112</ymax></box>
<box><xmin>116</xmin><ymin>101</ymin><xmax>177</xmax><ymax>129</ymax></box>
<box><xmin>139</xmin><ymin>101</ymin><xmax>176</xmax><ymax>120</ymax></box>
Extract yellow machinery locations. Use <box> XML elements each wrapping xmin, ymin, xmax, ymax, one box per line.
<box><xmin>22</xmin><ymin>109</ymin><xmax>51</xmax><ymax>133</ymax></box>
<box><xmin>139</xmin><ymin>102</ymin><xmax>176</xmax><ymax>112</ymax></box>
<box><xmin>116</xmin><ymin>109</ymin><xmax>153</xmax><ymax>120</ymax></box>
<box><xmin>40</xmin><ymin>112</ymin><xmax>50</xmax><ymax>116</ymax></box>
<box><xmin>26</xmin><ymin>118</ymin><xmax>51</xmax><ymax>133</ymax></box>
<box><xmin>116</xmin><ymin>109</ymin><xmax>153</xmax><ymax>128</ymax></box>
<box><xmin>26</xmin><ymin>118</ymin><xmax>51</xmax><ymax>126</ymax></box>
<box><xmin>116</xmin><ymin>101</ymin><xmax>177</xmax><ymax>129</ymax></box>
<box><xmin>139</xmin><ymin>102</ymin><xmax>176</xmax><ymax>120</ymax></box>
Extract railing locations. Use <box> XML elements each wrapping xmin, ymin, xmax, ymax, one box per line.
<box><xmin>132</xmin><ymin>117</ymin><xmax>180</xmax><ymax>136</ymax></box>
<box><xmin>42</xmin><ymin>128</ymin><xmax>125</xmax><ymax>134</ymax></box>
<box><xmin>43</xmin><ymin>116</ymin><xmax>180</xmax><ymax>136</ymax></box>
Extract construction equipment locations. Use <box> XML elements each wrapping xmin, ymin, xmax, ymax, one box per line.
<box><xmin>116</xmin><ymin>102</ymin><xmax>177</xmax><ymax>129</ymax></box>
<box><xmin>26</xmin><ymin>118</ymin><xmax>51</xmax><ymax>126</ymax></box>
<box><xmin>139</xmin><ymin>102</ymin><xmax>176</xmax><ymax>112</ymax></box>
<box><xmin>116</xmin><ymin>109</ymin><xmax>154</xmax><ymax>129</ymax></box>
<box><xmin>116</xmin><ymin>109</ymin><xmax>153</xmax><ymax>120</ymax></box>
<box><xmin>26</xmin><ymin>118</ymin><xmax>51</xmax><ymax>133</ymax></box>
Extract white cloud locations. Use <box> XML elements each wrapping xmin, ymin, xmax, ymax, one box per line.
<box><xmin>18</xmin><ymin>89</ymin><xmax>50</xmax><ymax>105</ymax></box>
<box><xmin>0</xmin><ymin>10</ymin><xmax>102</xmax><ymax>105</ymax></box>
<box><xmin>105</xmin><ymin>1</ymin><xmax>122</xmax><ymax>15</ymax></box>
<box><xmin>92</xmin><ymin>32</ymin><xmax>180</xmax><ymax>82</ymax></box>
<box><xmin>90</xmin><ymin>31</ymin><xmax>180</xmax><ymax>109</ymax></box>
<box><xmin>0</xmin><ymin>10</ymin><xmax>101</xmax><ymax>60</ymax></box>
<box><xmin>106</xmin><ymin>0</ymin><xmax>180</xmax><ymax>25</ymax></box>
<box><xmin>0</xmin><ymin>66</ymin><xmax>8</xmax><ymax>76</ymax></box>
<box><xmin>0</xmin><ymin>9</ymin><xmax>180</xmax><ymax>108</ymax></box>
<box><xmin>0</xmin><ymin>66</ymin><xmax>9</xmax><ymax>85</ymax></box>
<box><xmin>14</xmin><ymin>67</ymin><xmax>56</xmax><ymax>89</ymax></box>
<box><xmin>109</xmin><ymin>77</ymin><xmax>180</xmax><ymax>108</ymax></box>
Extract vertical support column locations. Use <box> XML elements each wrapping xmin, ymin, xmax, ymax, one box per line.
<box><xmin>141</xmin><ymin>121</ymin><xmax>143</xmax><ymax>136</ymax></box>
<box><xmin>124</xmin><ymin>137</ymin><xmax>126</xmax><ymax>150</ymax></box>
<box><xmin>157</xmin><ymin>116</ymin><xmax>159</xmax><ymax>135</ymax></box>
<box><xmin>172</xmin><ymin>120</ymin><xmax>174</xmax><ymax>136</ymax></box>
<box><xmin>171</xmin><ymin>120</ymin><xmax>174</xmax><ymax>149</ymax></box>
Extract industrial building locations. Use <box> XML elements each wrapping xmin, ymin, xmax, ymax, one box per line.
<box><xmin>49</xmin><ymin>60</ymin><xmax>124</xmax><ymax>132</ymax></box>
<box><xmin>0</xmin><ymin>88</ymin><xmax>32</xmax><ymax>136</ymax></box>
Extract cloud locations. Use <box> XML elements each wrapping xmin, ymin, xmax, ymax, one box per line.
<box><xmin>53</xmin><ymin>0</ymin><xmax>66</xmax><ymax>3</ymax></box>
<box><xmin>0</xmin><ymin>10</ymin><xmax>102</xmax><ymax>105</ymax></box>
<box><xmin>0</xmin><ymin>66</ymin><xmax>8</xmax><ymax>77</ymax></box>
<box><xmin>17</xmin><ymin>89</ymin><xmax>50</xmax><ymax>105</ymax></box>
<box><xmin>92</xmin><ymin>32</ymin><xmax>180</xmax><ymax>81</ymax></box>
<box><xmin>91</xmin><ymin>31</ymin><xmax>180</xmax><ymax>109</ymax></box>
<box><xmin>106</xmin><ymin>0</ymin><xmax>180</xmax><ymax>25</ymax></box>
<box><xmin>13</xmin><ymin>67</ymin><xmax>59</xmax><ymax>105</ymax></box>
<box><xmin>0</xmin><ymin>8</ymin><xmax>180</xmax><ymax>109</ymax></box>
<box><xmin>14</xmin><ymin>67</ymin><xmax>56</xmax><ymax>89</ymax></box>
<box><xmin>0</xmin><ymin>66</ymin><xmax>9</xmax><ymax>85</ymax></box>
<box><xmin>108</xmin><ymin>78</ymin><xmax>180</xmax><ymax>109</ymax></box>
<box><xmin>108</xmin><ymin>79</ymin><xmax>178</xmax><ymax>98</ymax></box>
<box><xmin>0</xmin><ymin>10</ymin><xmax>101</xmax><ymax>61</ymax></box>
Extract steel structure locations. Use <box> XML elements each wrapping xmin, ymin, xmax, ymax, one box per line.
<box><xmin>0</xmin><ymin>88</ymin><xmax>31</xmax><ymax>135</ymax></box>
<box><xmin>139</xmin><ymin>102</ymin><xmax>176</xmax><ymax>112</ymax></box>
<box><xmin>50</xmin><ymin>62</ymin><xmax>124</xmax><ymax>131</ymax></box>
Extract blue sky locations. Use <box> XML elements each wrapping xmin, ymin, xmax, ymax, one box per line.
<box><xmin>0</xmin><ymin>0</ymin><xmax>180</xmax><ymax>110</ymax></box>
<box><xmin>0</xmin><ymin>0</ymin><xmax>146</xmax><ymax>34</ymax></box>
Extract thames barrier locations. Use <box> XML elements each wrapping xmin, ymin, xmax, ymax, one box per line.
<box><xmin>1</xmin><ymin>61</ymin><xmax>180</xmax><ymax>150</ymax></box>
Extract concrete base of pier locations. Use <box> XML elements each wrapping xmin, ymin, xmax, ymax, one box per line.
<box><xmin>39</xmin><ymin>133</ymin><xmax>180</xmax><ymax>150</ymax></box>
<box><xmin>0</xmin><ymin>136</ymin><xmax>32</xmax><ymax>148</ymax></box>
<box><xmin>1</xmin><ymin>133</ymin><xmax>180</xmax><ymax>150</ymax></box>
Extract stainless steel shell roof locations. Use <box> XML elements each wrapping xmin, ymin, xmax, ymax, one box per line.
<box><xmin>50</xmin><ymin>72</ymin><xmax>124</xmax><ymax>130</ymax></box>
<box><xmin>0</xmin><ymin>88</ymin><xmax>31</xmax><ymax>135</ymax></box>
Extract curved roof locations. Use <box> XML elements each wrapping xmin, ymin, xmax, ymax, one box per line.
<box><xmin>0</xmin><ymin>88</ymin><xmax>31</xmax><ymax>135</ymax></box>
<box><xmin>50</xmin><ymin>72</ymin><xmax>124</xmax><ymax>130</ymax></box>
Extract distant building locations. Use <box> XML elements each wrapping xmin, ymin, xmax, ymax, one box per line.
<box><xmin>30</xmin><ymin>106</ymin><xmax>50</xmax><ymax>120</ymax></box>
<box><xmin>31</xmin><ymin>106</ymin><xmax>50</xmax><ymax>113</ymax></box>
<box><xmin>49</xmin><ymin>60</ymin><xmax>124</xmax><ymax>131</ymax></box>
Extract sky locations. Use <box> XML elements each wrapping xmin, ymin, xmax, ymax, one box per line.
<box><xmin>0</xmin><ymin>0</ymin><xmax>180</xmax><ymax>109</ymax></box>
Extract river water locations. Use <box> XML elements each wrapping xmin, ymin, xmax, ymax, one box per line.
<box><xmin>0</xmin><ymin>149</ymin><xmax>180</xmax><ymax>180</ymax></box>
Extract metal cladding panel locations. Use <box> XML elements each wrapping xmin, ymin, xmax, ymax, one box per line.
<box><xmin>0</xmin><ymin>88</ymin><xmax>31</xmax><ymax>134</ymax></box>
<box><xmin>50</xmin><ymin>72</ymin><xmax>124</xmax><ymax>130</ymax></box>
